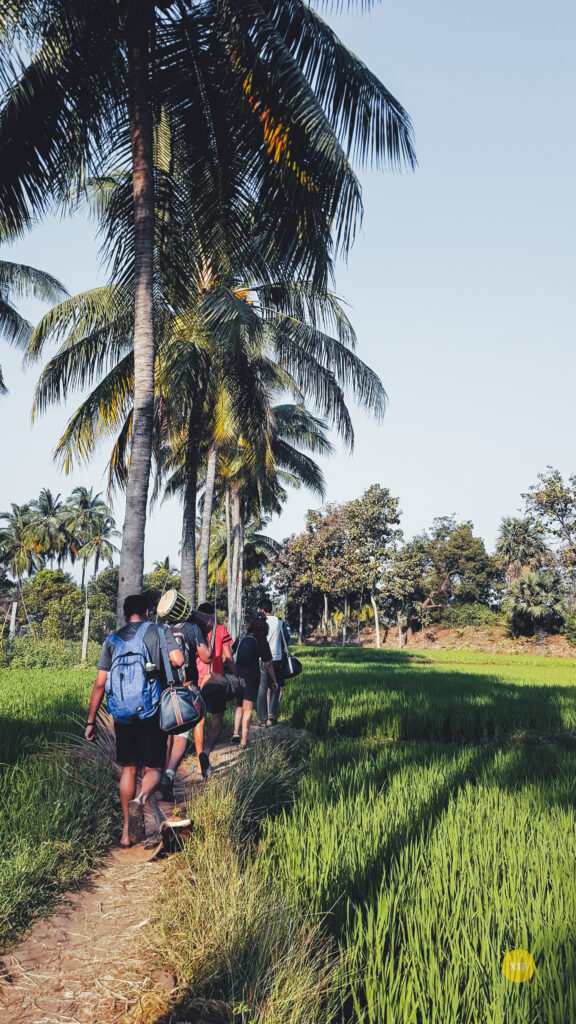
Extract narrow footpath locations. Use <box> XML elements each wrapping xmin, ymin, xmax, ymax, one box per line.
<box><xmin>0</xmin><ymin>746</ymin><xmax>240</xmax><ymax>1024</ymax></box>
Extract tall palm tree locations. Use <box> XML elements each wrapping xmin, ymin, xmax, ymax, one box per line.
<box><xmin>28</xmin><ymin>488</ymin><xmax>73</xmax><ymax>569</ymax></box>
<box><xmin>152</xmin><ymin>556</ymin><xmax>179</xmax><ymax>574</ymax></box>
<box><xmin>0</xmin><ymin>503</ymin><xmax>39</xmax><ymax>581</ymax></box>
<box><xmin>496</xmin><ymin>517</ymin><xmax>549</xmax><ymax>582</ymax></box>
<box><xmin>0</xmin><ymin>258</ymin><xmax>66</xmax><ymax>393</ymax></box>
<box><xmin>64</xmin><ymin>486</ymin><xmax>115</xmax><ymax>586</ymax></box>
<box><xmin>0</xmin><ymin>0</ymin><xmax>415</xmax><ymax>618</ymax></box>
<box><xmin>76</xmin><ymin>515</ymin><xmax>120</xmax><ymax>582</ymax></box>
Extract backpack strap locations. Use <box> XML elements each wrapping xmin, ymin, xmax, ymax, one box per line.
<box><xmin>157</xmin><ymin>623</ymin><xmax>175</xmax><ymax>687</ymax></box>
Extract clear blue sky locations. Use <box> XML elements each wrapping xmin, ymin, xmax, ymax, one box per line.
<box><xmin>1</xmin><ymin>0</ymin><xmax>575</xmax><ymax>569</ymax></box>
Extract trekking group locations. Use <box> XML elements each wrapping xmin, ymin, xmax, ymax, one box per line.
<box><xmin>85</xmin><ymin>592</ymin><xmax>293</xmax><ymax>847</ymax></box>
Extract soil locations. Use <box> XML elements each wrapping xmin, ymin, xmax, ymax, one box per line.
<box><xmin>0</xmin><ymin>742</ymin><xmax>243</xmax><ymax>1024</ymax></box>
<box><xmin>319</xmin><ymin>625</ymin><xmax>576</xmax><ymax>658</ymax></box>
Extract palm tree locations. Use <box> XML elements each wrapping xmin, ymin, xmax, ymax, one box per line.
<box><xmin>496</xmin><ymin>517</ymin><xmax>549</xmax><ymax>582</ymax></box>
<box><xmin>76</xmin><ymin>515</ymin><xmax>120</xmax><ymax>582</ymax></box>
<box><xmin>0</xmin><ymin>258</ymin><xmax>66</xmax><ymax>393</ymax></box>
<box><xmin>0</xmin><ymin>503</ymin><xmax>39</xmax><ymax>581</ymax></box>
<box><xmin>0</xmin><ymin>0</ymin><xmax>415</xmax><ymax>617</ymax></box>
<box><xmin>65</xmin><ymin>486</ymin><xmax>115</xmax><ymax>586</ymax></box>
<box><xmin>152</xmin><ymin>556</ymin><xmax>179</xmax><ymax>574</ymax></box>
<box><xmin>28</xmin><ymin>489</ymin><xmax>73</xmax><ymax>569</ymax></box>
<box><xmin>504</xmin><ymin>569</ymin><xmax>567</xmax><ymax>643</ymax></box>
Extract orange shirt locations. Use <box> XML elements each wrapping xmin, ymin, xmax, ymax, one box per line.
<box><xmin>197</xmin><ymin>624</ymin><xmax>233</xmax><ymax>684</ymax></box>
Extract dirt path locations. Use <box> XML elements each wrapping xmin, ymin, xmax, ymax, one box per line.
<box><xmin>0</xmin><ymin>744</ymin><xmax>242</xmax><ymax>1024</ymax></box>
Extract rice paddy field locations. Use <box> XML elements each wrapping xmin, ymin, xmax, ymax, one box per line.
<box><xmin>2</xmin><ymin>648</ymin><xmax>576</xmax><ymax>1024</ymax></box>
<box><xmin>262</xmin><ymin>648</ymin><xmax>576</xmax><ymax>1023</ymax></box>
<box><xmin>0</xmin><ymin>667</ymin><xmax>116</xmax><ymax>946</ymax></box>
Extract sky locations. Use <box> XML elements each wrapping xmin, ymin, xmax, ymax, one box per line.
<box><xmin>1</xmin><ymin>0</ymin><xmax>575</xmax><ymax>571</ymax></box>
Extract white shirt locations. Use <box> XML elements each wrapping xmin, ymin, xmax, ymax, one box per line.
<box><xmin>265</xmin><ymin>614</ymin><xmax>286</xmax><ymax>660</ymax></box>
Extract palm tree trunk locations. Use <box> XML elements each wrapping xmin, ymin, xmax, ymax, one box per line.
<box><xmin>235</xmin><ymin>520</ymin><xmax>245</xmax><ymax>630</ymax></box>
<box><xmin>116</xmin><ymin>0</ymin><xmax>156</xmax><ymax>623</ymax></box>
<box><xmin>323</xmin><ymin>593</ymin><xmax>328</xmax><ymax>640</ymax></box>
<box><xmin>342</xmin><ymin>593</ymin><xmax>347</xmax><ymax>646</ymax></box>
<box><xmin>225</xmin><ymin>485</ymin><xmax>232</xmax><ymax>609</ymax></box>
<box><xmin>229</xmin><ymin>484</ymin><xmax>241</xmax><ymax>637</ymax></box>
<box><xmin>197</xmin><ymin>444</ymin><xmax>218</xmax><ymax>604</ymax></box>
<box><xmin>180</xmin><ymin>415</ymin><xmax>202</xmax><ymax>602</ymax></box>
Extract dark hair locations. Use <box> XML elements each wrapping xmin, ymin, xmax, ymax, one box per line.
<box><xmin>258</xmin><ymin>597</ymin><xmax>272</xmax><ymax>614</ymax></box>
<box><xmin>197</xmin><ymin>602</ymin><xmax>215</xmax><ymax>614</ymax></box>
<box><xmin>246</xmin><ymin>614</ymin><xmax>269</xmax><ymax>640</ymax></box>
<box><xmin>123</xmin><ymin>593</ymin><xmax>149</xmax><ymax>619</ymax></box>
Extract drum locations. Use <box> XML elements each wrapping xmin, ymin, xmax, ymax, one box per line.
<box><xmin>157</xmin><ymin>589</ymin><xmax>192</xmax><ymax>624</ymax></box>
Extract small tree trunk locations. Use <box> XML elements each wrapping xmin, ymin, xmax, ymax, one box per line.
<box><xmin>116</xmin><ymin>0</ymin><xmax>156</xmax><ymax>622</ymax></box>
<box><xmin>180</xmin><ymin>407</ymin><xmax>203</xmax><ymax>601</ymax></box>
<box><xmin>235</xmin><ymin>520</ymin><xmax>245</xmax><ymax>630</ymax></box>
<box><xmin>197</xmin><ymin>443</ymin><xmax>218</xmax><ymax>604</ymax></box>
<box><xmin>229</xmin><ymin>484</ymin><xmax>241</xmax><ymax>638</ymax></box>
<box><xmin>299</xmin><ymin>601</ymin><xmax>303</xmax><ymax>644</ymax></box>
<box><xmin>225</xmin><ymin>485</ymin><xmax>232</xmax><ymax>607</ymax></box>
<box><xmin>323</xmin><ymin>593</ymin><xmax>329</xmax><ymax>640</ymax></box>
<box><xmin>342</xmin><ymin>594</ymin><xmax>347</xmax><ymax>646</ymax></box>
<box><xmin>370</xmin><ymin>591</ymin><xmax>381</xmax><ymax>649</ymax></box>
<box><xmin>397</xmin><ymin>611</ymin><xmax>404</xmax><ymax>648</ymax></box>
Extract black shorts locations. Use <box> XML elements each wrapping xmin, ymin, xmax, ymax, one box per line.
<box><xmin>114</xmin><ymin>712</ymin><xmax>167</xmax><ymax>769</ymax></box>
<box><xmin>201</xmin><ymin>682</ymin><xmax>228</xmax><ymax>715</ymax></box>
<box><xmin>236</xmin><ymin>673</ymin><xmax>259</xmax><ymax>704</ymax></box>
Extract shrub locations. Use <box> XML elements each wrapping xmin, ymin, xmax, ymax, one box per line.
<box><xmin>0</xmin><ymin>637</ymin><xmax>100</xmax><ymax>668</ymax></box>
<box><xmin>441</xmin><ymin>603</ymin><xmax>504</xmax><ymax>629</ymax></box>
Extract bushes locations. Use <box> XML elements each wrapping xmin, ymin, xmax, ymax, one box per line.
<box><xmin>0</xmin><ymin>637</ymin><xmax>100</xmax><ymax>668</ymax></box>
<box><xmin>440</xmin><ymin>603</ymin><xmax>504</xmax><ymax>629</ymax></box>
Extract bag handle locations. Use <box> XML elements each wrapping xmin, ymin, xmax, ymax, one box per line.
<box><xmin>157</xmin><ymin>623</ymin><xmax>175</xmax><ymax>687</ymax></box>
<box><xmin>280</xmin><ymin>622</ymin><xmax>290</xmax><ymax>657</ymax></box>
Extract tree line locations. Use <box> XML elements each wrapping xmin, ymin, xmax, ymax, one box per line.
<box><xmin>0</xmin><ymin>1</ymin><xmax>415</xmax><ymax>626</ymax></box>
<box><xmin>270</xmin><ymin>468</ymin><xmax>576</xmax><ymax>646</ymax></box>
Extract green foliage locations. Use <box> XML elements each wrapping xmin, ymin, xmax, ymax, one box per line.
<box><xmin>0</xmin><ymin>667</ymin><xmax>116</xmax><ymax>945</ymax></box>
<box><xmin>0</xmin><ymin>638</ymin><xmax>100</xmax><ymax>669</ymax></box>
<box><xmin>141</xmin><ymin>569</ymin><xmax>181</xmax><ymax>615</ymax></box>
<box><xmin>262</xmin><ymin>649</ymin><xmax>576</xmax><ymax>1023</ymax></box>
<box><xmin>503</xmin><ymin>569</ymin><xmax>567</xmax><ymax>637</ymax></box>
<box><xmin>524</xmin><ymin>467</ymin><xmax>576</xmax><ymax>572</ymax></box>
<box><xmin>420</xmin><ymin>516</ymin><xmax>494</xmax><ymax>608</ymax></box>
<box><xmin>145</xmin><ymin>738</ymin><xmax>334</xmax><ymax>1024</ymax></box>
<box><xmin>441</xmin><ymin>603</ymin><xmax>504</xmax><ymax>628</ymax></box>
<box><xmin>18</xmin><ymin>569</ymin><xmax>114</xmax><ymax>642</ymax></box>
<box><xmin>563</xmin><ymin>611</ymin><xmax>576</xmax><ymax>646</ymax></box>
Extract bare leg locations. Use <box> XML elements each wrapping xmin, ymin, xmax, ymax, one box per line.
<box><xmin>194</xmin><ymin>718</ymin><xmax>205</xmax><ymax>772</ymax></box>
<box><xmin>139</xmin><ymin>765</ymin><xmax>162</xmax><ymax>804</ymax></box>
<box><xmin>166</xmin><ymin>734</ymin><xmax>188</xmax><ymax>775</ymax></box>
<box><xmin>233</xmin><ymin>704</ymin><xmax>243</xmax><ymax>737</ymax></box>
<box><xmin>204</xmin><ymin>713</ymin><xmax>223</xmax><ymax>754</ymax></box>
<box><xmin>240</xmin><ymin>700</ymin><xmax>254</xmax><ymax>747</ymax></box>
<box><xmin>119</xmin><ymin>764</ymin><xmax>138</xmax><ymax>847</ymax></box>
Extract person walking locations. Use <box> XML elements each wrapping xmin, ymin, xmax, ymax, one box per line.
<box><xmin>158</xmin><ymin>614</ymin><xmax>211</xmax><ymax>797</ymax></box>
<box><xmin>256</xmin><ymin>598</ymin><xmax>290</xmax><ymax>726</ymax></box>
<box><xmin>232</xmin><ymin>614</ymin><xmax>277</xmax><ymax>747</ymax></box>
<box><xmin>193</xmin><ymin>601</ymin><xmax>237</xmax><ymax>777</ymax></box>
<box><xmin>85</xmin><ymin>594</ymin><xmax>184</xmax><ymax>847</ymax></box>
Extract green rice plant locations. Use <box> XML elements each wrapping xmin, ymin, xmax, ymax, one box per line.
<box><xmin>141</xmin><ymin>738</ymin><xmax>336</xmax><ymax>1024</ymax></box>
<box><xmin>0</xmin><ymin>667</ymin><xmax>94</xmax><ymax>764</ymax></box>
<box><xmin>0</xmin><ymin>747</ymin><xmax>117</xmax><ymax>946</ymax></box>
<box><xmin>345</xmin><ymin>746</ymin><xmax>576</xmax><ymax>1023</ymax></box>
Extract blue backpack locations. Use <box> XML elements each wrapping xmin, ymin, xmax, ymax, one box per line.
<box><xmin>105</xmin><ymin>622</ymin><xmax>161</xmax><ymax>724</ymax></box>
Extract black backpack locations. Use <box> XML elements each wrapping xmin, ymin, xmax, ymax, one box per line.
<box><xmin>235</xmin><ymin>634</ymin><xmax>258</xmax><ymax>667</ymax></box>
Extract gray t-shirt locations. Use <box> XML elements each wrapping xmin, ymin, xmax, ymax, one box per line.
<box><xmin>263</xmin><ymin>615</ymin><xmax>290</xmax><ymax>661</ymax></box>
<box><xmin>98</xmin><ymin>620</ymin><xmax>178</xmax><ymax>685</ymax></box>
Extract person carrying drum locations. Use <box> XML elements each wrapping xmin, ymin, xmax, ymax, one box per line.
<box><xmin>156</xmin><ymin>590</ymin><xmax>211</xmax><ymax>795</ymax></box>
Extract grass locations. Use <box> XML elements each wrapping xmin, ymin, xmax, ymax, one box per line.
<box><xmin>258</xmin><ymin>648</ymin><xmax>576</xmax><ymax>1023</ymax></box>
<box><xmin>0</xmin><ymin>666</ymin><xmax>117</xmax><ymax>948</ymax></box>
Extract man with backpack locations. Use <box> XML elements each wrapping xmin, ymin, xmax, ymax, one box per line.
<box><xmin>256</xmin><ymin>598</ymin><xmax>290</xmax><ymax>726</ymax></box>
<box><xmin>85</xmin><ymin>594</ymin><xmax>184</xmax><ymax>848</ymax></box>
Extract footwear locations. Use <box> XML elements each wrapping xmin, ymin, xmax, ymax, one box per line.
<box><xmin>231</xmin><ymin>734</ymin><xmax>241</xmax><ymax>745</ymax></box>
<box><xmin>127</xmin><ymin>798</ymin><xmax>144</xmax><ymax>844</ymax></box>
<box><xmin>199</xmin><ymin>751</ymin><xmax>213</xmax><ymax>779</ymax></box>
<box><xmin>267</xmin><ymin>717</ymin><xmax>278</xmax><ymax>727</ymax></box>
<box><xmin>159</xmin><ymin>772</ymin><xmax>174</xmax><ymax>801</ymax></box>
